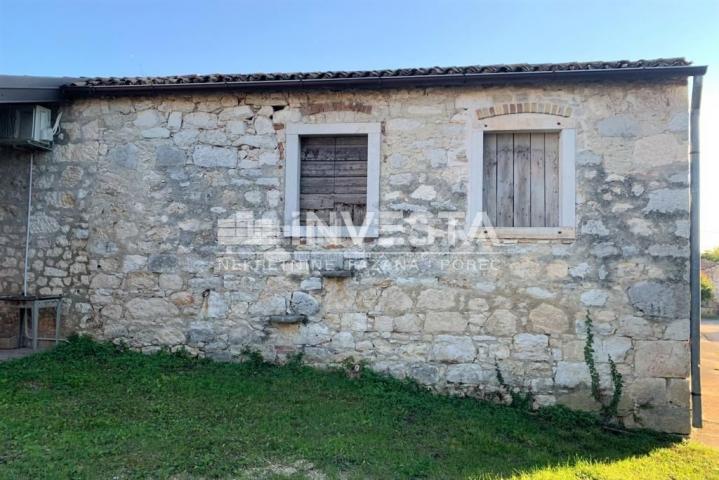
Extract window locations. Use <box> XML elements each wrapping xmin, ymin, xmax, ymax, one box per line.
<box><xmin>482</xmin><ymin>132</ymin><xmax>560</xmax><ymax>227</ymax></box>
<box><xmin>299</xmin><ymin>135</ymin><xmax>368</xmax><ymax>227</ymax></box>
<box><xmin>467</xmin><ymin>114</ymin><xmax>575</xmax><ymax>238</ymax></box>
<box><xmin>284</xmin><ymin>123</ymin><xmax>380</xmax><ymax>238</ymax></box>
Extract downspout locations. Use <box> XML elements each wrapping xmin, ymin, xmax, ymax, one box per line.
<box><xmin>690</xmin><ymin>74</ymin><xmax>703</xmax><ymax>429</ymax></box>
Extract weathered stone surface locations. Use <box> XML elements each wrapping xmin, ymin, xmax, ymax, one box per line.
<box><xmin>643</xmin><ymin>188</ymin><xmax>689</xmax><ymax>214</ymax></box>
<box><xmin>184</xmin><ymin>112</ymin><xmax>218</xmax><ymax>129</ymax></box>
<box><xmin>107</xmin><ymin>144</ymin><xmax>139</xmax><ymax>169</ymax></box>
<box><xmin>187</xmin><ymin>321</ymin><xmax>215</xmax><ymax>344</ymax></box>
<box><xmin>290</xmin><ymin>291</ymin><xmax>320</xmax><ymax>316</ymax></box>
<box><xmin>125</xmin><ymin>272</ymin><xmax>157</xmax><ymax>290</ymax></box>
<box><xmin>580</xmin><ymin>289</ymin><xmax>608</xmax><ymax>307</ymax></box>
<box><xmin>90</xmin><ymin>273</ymin><xmax>122</xmax><ymax>289</ymax></box>
<box><xmin>424</xmin><ymin>311</ymin><xmax>466</xmax><ymax>333</ymax></box>
<box><xmin>555</xmin><ymin>362</ymin><xmax>590</xmax><ymax>388</ymax></box>
<box><xmin>300</xmin><ymin>277</ymin><xmax>322</xmax><ymax>291</ymax></box>
<box><xmin>485</xmin><ymin>310</ymin><xmax>517</xmax><ymax>336</ymax></box>
<box><xmin>156</xmin><ymin>145</ymin><xmax>187</xmax><ymax>167</ymax></box>
<box><xmin>376</xmin><ymin>286</ymin><xmax>413</xmax><ymax>315</ymax></box>
<box><xmin>410</xmin><ymin>185</ymin><xmax>437</xmax><ymax>201</ymax></box>
<box><xmin>635</xmin><ymin>341</ymin><xmax>689</xmax><ymax>378</ymax></box>
<box><xmin>122</xmin><ymin>255</ymin><xmax>147</xmax><ymax>273</ymax></box>
<box><xmin>148</xmin><ymin>255</ymin><xmax>178</xmax><ymax>273</ymax></box>
<box><xmin>629</xmin><ymin>378</ymin><xmax>667</xmax><ymax>405</ymax></box>
<box><xmin>159</xmin><ymin>273</ymin><xmax>183</xmax><ymax>290</ymax></box>
<box><xmin>125</xmin><ymin>297</ymin><xmax>179</xmax><ymax>319</ymax></box>
<box><xmin>446</xmin><ymin>363</ymin><xmax>492</xmax><ymax>384</ymax></box>
<box><xmin>205</xmin><ymin>291</ymin><xmax>228</xmax><ymax>318</ymax></box>
<box><xmin>637</xmin><ymin>405</ymin><xmax>690</xmax><ymax>434</ymax></box>
<box><xmin>193</xmin><ymin>145</ymin><xmax>237</xmax><ymax>168</ymax></box>
<box><xmin>416</xmin><ymin>288</ymin><xmax>456</xmax><ymax>310</ymax></box>
<box><xmin>580</xmin><ymin>219</ymin><xmax>609</xmax><ymax>236</ymax></box>
<box><xmin>529</xmin><ymin>303</ymin><xmax>569</xmax><ymax>334</ymax></box>
<box><xmin>393</xmin><ymin>313</ymin><xmax>422</xmax><ymax>333</ymax></box>
<box><xmin>408</xmin><ymin>363</ymin><xmax>441</xmax><ymax>385</ymax></box>
<box><xmin>597</xmin><ymin>114</ymin><xmax>640</xmax><ymax>138</ymax></box>
<box><xmin>512</xmin><ymin>333</ymin><xmax>549</xmax><ymax>360</ymax></box>
<box><xmin>627</xmin><ymin>281</ymin><xmax>685</xmax><ymax>318</ymax></box>
<box><xmin>430</xmin><ymin>335</ymin><xmax>476</xmax><ymax>363</ymax></box>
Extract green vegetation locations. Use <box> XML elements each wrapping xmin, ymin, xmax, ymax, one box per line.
<box><xmin>702</xmin><ymin>271</ymin><xmax>715</xmax><ymax>302</ymax></box>
<box><xmin>702</xmin><ymin>246</ymin><xmax>719</xmax><ymax>263</ymax></box>
<box><xmin>0</xmin><ymin>336</ymin><xmax>717</xmax><ymax>479</ymax></box>
<box><xmin>584</xmin><ymin>311</ymin><xmax>624</xmax><ymax>421</ymax></box>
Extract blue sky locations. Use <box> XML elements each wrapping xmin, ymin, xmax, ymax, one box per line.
<box><xmin>1</xmin><ymin>0</ymin><xmax>717</xmax><ymax>246</ymax></box>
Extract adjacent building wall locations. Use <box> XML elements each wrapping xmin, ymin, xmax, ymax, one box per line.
<box><xmin>0</xmin><ymin>79</ymin><xmax>691</xmax><ymax>432</ymax></box>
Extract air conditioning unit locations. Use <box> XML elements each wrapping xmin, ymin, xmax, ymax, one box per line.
<box><xmin>0</xmin><ymin>105</ymin><xmax>54</xmax><ymax>150</ymax></box>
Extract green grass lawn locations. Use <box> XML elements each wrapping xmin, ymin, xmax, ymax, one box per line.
<box><xmin>0</xmin><ymin>337</ymin><xmax>718</xmax><ymax>479</ymax></box>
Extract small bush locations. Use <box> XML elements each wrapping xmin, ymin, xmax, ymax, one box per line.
<box><xmin>51</xmin><ymin>334</ymin><xmax>124</xmax><ymax>362</ymax></box>
<box><xmin>702</xmin><ymin>246</ymin><xmax>719</xmax><ymax>263</ymax></box>
<box><xmin>701</xmin><ymin>272</ymin><xmax>715</xmax><ymax>303</ymax></box>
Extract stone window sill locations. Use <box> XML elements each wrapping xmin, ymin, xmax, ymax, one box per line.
<box><xmin>482</xmin><ymin>227</ymin><xmax>576</xmax><ymax>241</ymax></box>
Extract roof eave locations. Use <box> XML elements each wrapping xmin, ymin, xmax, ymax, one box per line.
<box><xmin>62</xmin><ymin>65</ymin><xmax>708</xmax><ymax>98</ymax></box>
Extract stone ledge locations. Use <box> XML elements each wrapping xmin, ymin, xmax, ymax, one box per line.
<box><xmin>267</xmin><ymin>314</ymin><xmax>307</xmax><ymax>324</ymax></box>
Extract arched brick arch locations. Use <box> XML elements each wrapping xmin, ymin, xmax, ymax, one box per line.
<box><xmin>476</xmin><ymin>102</ymin><xmax>572</xmax><ymax>120</ymax></box>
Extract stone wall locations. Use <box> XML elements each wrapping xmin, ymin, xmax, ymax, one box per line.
<box><xmin>0</xmin><ymin>78</ymin><xmax>692</xmax><ymax>433</ymax></box>
<box><xmin>0</xmin><ymin>151</ymin><xmax>29</xmax><ymax>341</ymax></box>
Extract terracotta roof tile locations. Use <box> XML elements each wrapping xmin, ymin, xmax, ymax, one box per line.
<box><xmin>69</xmin><ymin>58</ymin><xmax>693</xmax><ymax>87</ymax></box>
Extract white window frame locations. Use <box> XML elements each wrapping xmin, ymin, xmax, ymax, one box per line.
<box><xmin>467</xmin><ymin>113</ymin><xmax>576</xmax><ymax>240</ymax></box>
<box><xmin>284</xmin><ymin>122</ymin><xmax>381</xmax><ymax>238</ymax></box>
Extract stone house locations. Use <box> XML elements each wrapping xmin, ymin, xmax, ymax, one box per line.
<box><xmin>0</xmin><ymin>58</ymin><xmax>707</xmax><ymax>433</ymax></box>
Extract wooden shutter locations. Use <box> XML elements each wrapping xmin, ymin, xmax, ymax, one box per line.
<box><xmin>300</xmin><ymin>135</ymin><xmax>368</xmax><ymax>227</ymax></box>
<box><xmin>483</xmin><ymin>132</ymin><xmax>560</xmax><ymax>227</ymax></box>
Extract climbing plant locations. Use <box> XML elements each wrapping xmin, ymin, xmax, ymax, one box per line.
<box><xmin>583</xmin><ymin>310</ymin><xmax>624</xmax><ymax>421</ymax></box>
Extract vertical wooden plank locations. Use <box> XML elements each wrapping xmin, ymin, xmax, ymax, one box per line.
<box><xmin>513</xmin><ymin>133</ymin><xmax>531</xmax><ymax>227</ymax></box>
<box><xmin>496</xmin><ymin>133</ymin><xmax>514</xmax><ymax>227</ymax></box>
<box><xmin>482</xmin><ymin>133</ymin><xmax>497</xmax><ymax>226</ymax></box>
<box><xmin>545</xmin><ymin>132</ymin><xmax>560</xmax><ymax>226</ymax></box>
<box><xmin>530</xmin><ymin>133</ymin><xmax>546</xmax><ymax>227</ymax></box>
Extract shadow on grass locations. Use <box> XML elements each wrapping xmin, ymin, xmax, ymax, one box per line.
<box><xmin>0</xmin><ymin>336</ymin><xmax>690</xmax><ymax>479</ymax></box>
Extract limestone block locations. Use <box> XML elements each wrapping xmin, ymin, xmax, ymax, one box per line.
<box><xmin>627</xmin><ymin>281</ymin><xmax>687</xmax><ymax>318</ymax></box>
<box><xmin>125</xmin><ymin>297</ymin><xmax>179</xmax><ymax>319</ymax></box>
<box><xmin>192</xmin><ymin>145</ymin><xmax>237</xmax><ymax>168</ymax></box>
<box><xmin>407</xmin><ymin>363</ymin><xmax>442</xmax><ymax>385</ymax></box>
<box><xmin>375</xmin><ymin>286</ymin><xmax>412</xmax><ymax>315</ymax></box>
<box><xmin>446</xmin><ymin>363</ymin><xmax>492</xmax><ymax>384</ymax></box>
<box><xmin>184</xmin><ymin>112</ymin><xmax>218</xmax><ymax>129</ymax></box>
<box><xmin>555</xmin><ymin>361</ymin><xmax>590</xmax><ymax>388</ymax></box>
<box><xmin>424</xmin><ymin>311</ymin><xmax>466</xmax><ymax>333</ymax></box>
<box><xmin>430</xmin><ymin>335</ymin><xmax>476</xmax><ymax>363</ymax></box>
<box><xmin>393</xmin><ymin>313</ymin><xmax>422</xmax><ymax>333</ymax></box>
<box><xmin>485</xmin><ymin>309</ymin><xmax>517</xmax><ymax>336</ymax></box>
<box><xmin>628</xmin><ymin>378</ymin><xmax>667</xmax><ymax>405</ymax></box>
<box><xmin>635</xmin><ymin>341</ymin><xmax>689</xmax><ymax>378</ymax></box>
<box><xmin>512</xmin><ymin>333</ymin><xmax>549</xmax><ymax>361</ymax></box>
<box><xmin>580</xmin><ymin>290</ymin><xmax>608</xmax><ymax>307</ymax></box>
<box><xmin>643</xmin><ymin>188</ymin><xmax>689</xmax><ymax>214</ymax></box>
<box><xmin>148</xmin><ymin>254</ymin><xmax>178</xmax><ymax>273</ymax></box>
<box><xmin>529</xmin><ymin>303</ymin><xmax>569</xmax><ymax>334</ymax></box>
<box><xmin>416</xmin><ymin>288</ymin><xmax>456</xmax><ymax>311</ymax></box>
<box><xmin>122</xmin><ymin>255</ymin><xmax>147</xmax><ymax>273</ymax></box>
<box><xmin>88</xmin><ymin>272</ymin><xmax>121</xmax><ymax>289</ymax></box>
